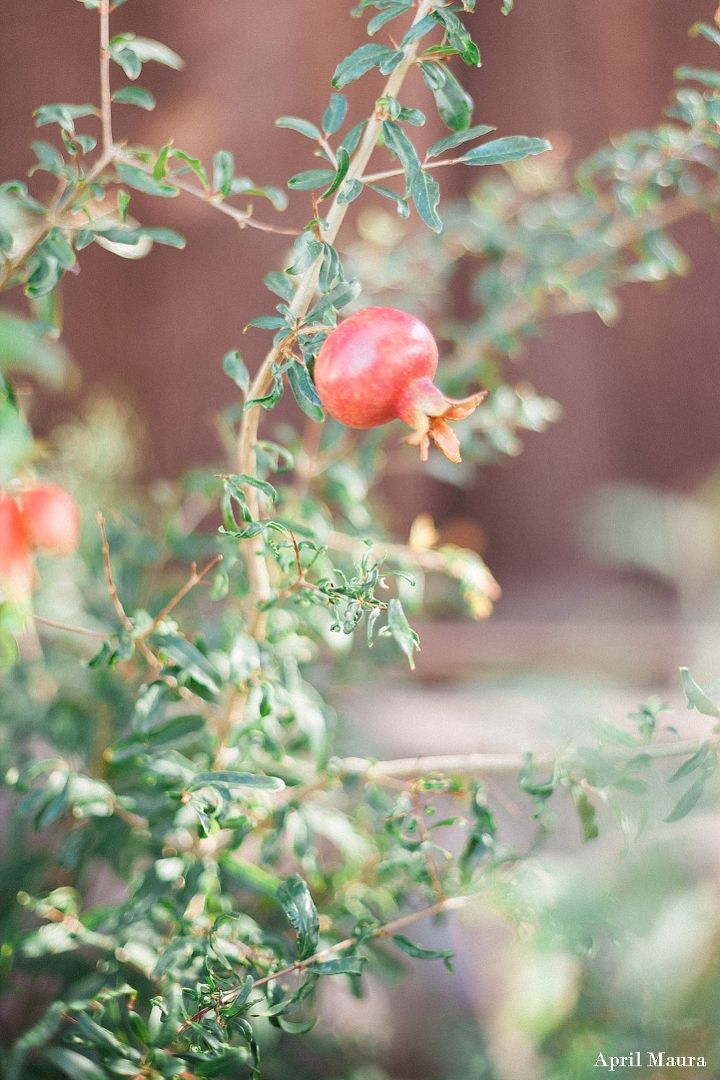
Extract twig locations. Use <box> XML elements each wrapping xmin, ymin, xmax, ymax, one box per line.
<box><xmin>33</xmin><ymin>615</ymin><xmax>107</xmax><ymax>640</ymax></box>
<box><xmin>112</xmin><ymin>150</ymin><xmax>301</xmax><ymax>236</ymax></box>
<box><xmin>411</xmin><ymin>783</ymin><xmax>445</xmax><ymax>903</ymax></box>
<box><xmin>179</xmin><ymin>892</ymin><xmax>473</xmax><ymax>1031</ymax></box>
<box><xmin>360</xmin><ymin>154</ymin><xmax>464</xmax><ymax>185</ymax></box>
<box><xmin>139</xmin><ymin>555</ymin><xmax>223</xmax><ymax>639</ymax></box>
<box><xmin>340</xmin><ymin>737</ymin><xmax>720</xmax><ymax>781</ymax></box>
<box><xmin>96</xmin><ymin>513</ymin><xmax>132</xmax><ymax>631</ymax></box>
<box><xmin>99</xmin><ymin>0</ymin><xmax>113</xmax><ymax>157</ymax></box>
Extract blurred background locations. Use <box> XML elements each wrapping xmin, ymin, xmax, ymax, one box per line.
<box><xmin>4</xmin><ymin>2</ymin><xmax>720</xmax><ymax>1078</ymax></box>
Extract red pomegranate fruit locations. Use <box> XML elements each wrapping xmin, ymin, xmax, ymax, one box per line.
<box><xmin>0</xmin><ymin>494</ymin><xmax>35</xmax><ymax>603</ymax></box>
<box><xmin>313</xmin><ymin>307</ymin><xmax>486</xmax><ymax>463</ymax></box>
<box><xmin>20</xmin><ymin>484</ymin><xmax>81</xmax><ymax>557</ymax></box>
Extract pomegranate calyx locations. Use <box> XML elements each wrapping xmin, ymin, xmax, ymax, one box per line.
<box><xmin>397</xmin><ymin>378</ymin><xmax>487</xmax><ymax>463</ymax></box>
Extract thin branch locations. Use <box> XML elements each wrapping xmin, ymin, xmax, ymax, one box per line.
<box><xmin>179</xmin><ymin>893</ymin><xmax>473</xmax><ymax>1031</ymax></box>
<box><xmin>138</xmin><ymin>555</ymin><xmax>223</xmax><ymax>640</ymax></box>
<box><xmin>112</xmin><ymin>150</ymin><xmax>301</xmax><ymax>236</ymax></box>
<box><xmin>411</xmin><ymin>783</ymin><xmax>445</xmax><ymax>903</ymax></box>
<box><xmin>96</xmin><ymin>513</ymin><xmax>132</xmax><ymax>630</ymax></box>
<box><xmin>33</xmin><ymin>615</ymin><xmax>107</xmax><ymax>640</ymax></box>
<box><xmin>360</xmin><ymin>155</ymin><xmax>461</xmax><ymax>185</ymax></box>
<box><xmin>340</xmin><ymin>737</ymin><xmax>720</xmax><ymax>781</ymax></box>
<box><xmin>99</xmin><ymin>0</ymin><xmax>113</xmax><ymax>157</ymax></box>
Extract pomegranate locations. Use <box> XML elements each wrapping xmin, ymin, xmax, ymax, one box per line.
<box><xmin>20</xmin><ymin>484</ymin><xmax>81</xmax><ymax>557</ymax></box>
<box><xmin>313</xmin><ymin>307</ymin><xmax>485</xmax><ymax>463</ymax></box>
<box><xmin>0</xmin><ymin>494</ymin><xmax>35</xmax><ymax>603</ymax></box>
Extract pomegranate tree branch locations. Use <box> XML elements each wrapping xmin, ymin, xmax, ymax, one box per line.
<box><xmin>138</xmin><ymin>555</ymin><xmax>223</xmax><ymax>639</ymax></box>
<box><xmin>179</xmin><ymin>892</ymin><xmax>472</xmax><ymax>1030</ymax></box>
<box><xmin>99</xmin><ymin>0</ymin><xmax>113</xmax><ymax>157</ymax></box>
<box><xmin>96</xmin><ymin>513</ymin><xmax>132</xmax><ymax>632</ymax></box>
<box><xmin>33</xmin><ymin>615</ymin><xmax>107</xmax><ymax>640</ymax></box>
<box><xmin>236</xmin><ymin>0</ymin><xmax>440</xmax><ymax>639</ymax></box>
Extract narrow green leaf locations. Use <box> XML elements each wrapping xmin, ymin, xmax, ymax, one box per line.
<box><xmin>115</xmin><ymin>163</ymin><xmax>179</xmax><ymax>197</ymax></box>
<box><xmin>368</xmin><ymin>2</ymin><xmax>412</xmax><ymax>36</ymax></box>
<box><xmin>170</xmin><ymin>149</ymin><xmax>209</xmax><ymax>189</ymax></box>
<box><xmin>150</xmin><ymin>634</ymin><xmax>223</xmax><ymax>693</ymax></box>
<box><xmin>264</xmin><ymin>271</ymin><xmax>295</xmax><ymax>302</ymax></box>
<box><xmin>337</xmin><ymin>178</ymin><xmax>364</xmax><ymax>204</ymax></box>
<box><xmin>368</xmin><ymin>183</ymin><xmax>409</xmax><ymax>217</ymax></box>
<box><xmin>276</xmin><ymin>116</ymin><xmax>322</xmax><ymax>140</ymax></box>
<box><xmin>332</xmin><ymin>44</ymin><xmax>401</xmax><ymax>89</ymax></box>
<box><xmin>665</xmin><ymin>774</ymin><xmax>712</xmax><ymax>823</ymax></box>
<box><xmin>277</xmin><ymin>874</ymin><xmax>320</xmax><ymax>961</ymax></box>
<box><xmin>187</xmin><ymin>771</ymin><xmax>284</xmax><ymax>791</ymax></box>
<box><xmin>460</xmin><ymin>135</ymin><xmax>552</xmax><ymax>165</ymax></box>
<box><xmin>426</xmin><ymin>66</ymin><xmax>474</xmax><ymax>130</ymax></box>
<box><xmin>320</xmin><ymin>146</ymin><xmax>351</xmax><ymax>200</ymax></box>
<box><xmin>401</xmin><ymin>13</ymin><xmax>438</xmax><ymax>47</ymax></box>
<box><xmin>323</xmin><ymin>93</ymin><xmax>348</xmax><ymax>135</ymax></box>
<box><xmin>288</xmin><ymin>169</ymin><xmax>335</xmax><ymax>191</ymax></box>
<box><xmin>572</xmin><ymin>789</ymin><xmax>599</xmax><ymax>841</ymax></box>
<box><xmin>680</xmin><ymin>667</ymin><xmax>720</xmax><ymax>719</ymax></box>
<box><xmin>223</xmin><ymin>351</ymin><xmax>250</xmax><ymax>394</ymax></box>
<box><xmin>305</xmin><ymin>956</ymin><xmax>367</xmax><ymax>975</ymax></box>
<box><xmin>277</xmin><ymin>1017</ymin><xmax>318</xmax><ymax>1035</ymax></box>
<box><xmin>287</xmin><ymin>362</ymin><xmax>324</xmax><ymax>422</ymax></box>
<box><xmin>213</xmin><ymin>150</ymin><xmax>235</xmax><ymax>196</ymax></box>
<box><xmin>392</xmin><ymin>935</ymin><xmax>454</xmax><ymax>972</ymax></box>
<box><xmin>387</xmin><ymin>597</ymin><xmax>420</xmax><ymax>668</ymax></box>
<box><xmin>246</xmin><ymin>315</ymin><xmax>288</xmax><ymax>330</ymax></box>
<box><xmin>668</xmin><ymin>742</ymin><xmax>711</xmax><ymax>783</ymax></box>
<box><xmin>689</xmin><ymin>22</ymin><xmax>720</xmax><ymax>48</ymax></box>
<box><xmin>382</xmin><ymin>121</ymin><xmax>441</xmax><ymax>231</ymax></box>
<box><xmin>43</xmin><ymin>1049</ymin><xmax>109</xmax><ymax>1080</ymax></box>
<box><xmin>112</xmin><ymin>86</ymin><xmax>156</xmax><ymax>110</ymax></box>
<box><xmin>339</xmin><ymin>120</ymin><xmax>367</xmax><ymax>155</ymax></box>
<box><xmin>426</xmin><ymin>123</ymin><xmax>495</xmax><ymax>158</ymax></box>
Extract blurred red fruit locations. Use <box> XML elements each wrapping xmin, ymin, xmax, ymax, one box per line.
<box><xmin>20</xmin><ymin>484</ymin><xmax>81</xmax><ymax>557</ymax></box>
<box><xmin>0</xmin><ymin>494</ymin><xmax>35</xmax><ymax>603</ymax></box>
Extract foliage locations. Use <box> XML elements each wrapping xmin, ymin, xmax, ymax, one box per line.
<box><xmin>2</xmin><ymin>3</ymin><xmax>720</xmax><ymax>1079</ymax></box>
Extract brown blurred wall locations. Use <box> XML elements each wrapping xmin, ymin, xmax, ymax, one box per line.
<box><xmin>1</xmin><ymin>0</ymin><xmax>720</xmax><ymax>584</ymax></box>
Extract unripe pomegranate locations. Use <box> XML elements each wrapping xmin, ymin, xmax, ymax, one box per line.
<box><xmin>313</xmin><ymin>307</ymin><xmax>486</xmax><ymax>463</ymax></box>
<box><xmin>0</xmin><ymin>494</ymin><xmax>35</xmax><ymax>603</ymax></box>
<box><xmin>20</xmin><ymin>484</ymin><xmax>81</xmax><ymax>557</ymax></box>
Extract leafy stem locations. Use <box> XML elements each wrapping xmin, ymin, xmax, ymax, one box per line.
<box><xmin>236</xmin><ymin>0</ymin><xmax>439</xmax><ymax>639</ymax></box>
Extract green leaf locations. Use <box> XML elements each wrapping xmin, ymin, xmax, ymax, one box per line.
<box><xmin>277</xmin><ymin>1017</ymin><xmax>319</xmax><ymax>1035</ymax></box>
<box><xmin>337</xmin><ymin>178</ymin><xmax>364</xmax><ymax>205</ymax></box>
<box><xmin>392</xmin><ymin>935</ymin><xmax>454</xmax><ymax>973</ymax></box>
<box><xmin>368</xmin><ymin>183</ymin><xmax>409</xmax><ymax>217</ymax></box>
<box><xmin>213</xmin><ymin>150</ymin><xmax>235</xmax><ymax>196</ymax></box>
<box><xmin>5</xmin><ymin>1002</ymin><xmax>65</xmax><ymax>1080</ymax></box>
<box><xmin>424</xmin><ymin>65</ymin><xmax>473</xmax><ymax>130</ymax></box>
<box><xmin>170</xmin><ymin>149</ymin><xmax>209</xmax><ymax>189</ymax></box>
<box><xmin>433</xmin><ymin>8</ymin><xmax>481</xmax><ymax>66</ymax></box>
<box><xmin>387</xmin><ymin>597</ymin><xmax>420</xmax><ymax>668</ymax></box>
<box><xmin>680</xmin><ymin>667</ymin><xmax>720</xmax><ymax>719</ymax></box>
<box><xmin>332</xmin><ymin>44</ymin><xmax>402</xmax><ymax>89</ymax></box>
<box><xmin>460</xmin><ymin>135</ymin><xmax>552</xmax><ymax>165</ymax></box>
<box><xmin>591</xmin><ymin>717</ymin><xmax>641</xmax><ymax>749</ymax></box>
<box><xmin>223</xmin><ymin>351</ymin><xmax>250</xmax><ymax>394</ymax></box>
<box><xmin>320</xmin><ymin>146</ymin><xmax>351</xmax><ymax>200</ymax></box>
<box><xmin>689</xmin><ymin>22</ymin><xmax>720</xmax><ymax>48</ymax></box>
<box><xmin>150</xmin><ymin>634</ymin><xmax>223</xmax><ymax>693</ymax></box>
<box><xmin>288</xmin><ymin>169</ymin><xmax>335</xmax><ymax>191</ymax></box>
<box><xmin>30</xmin><ymin>141</ymin><xmax>69</xmax><ymax>178</ymax></box>
<box><xmin>112</xmin><ymin>86</ymin><xmax>156</xmax><ymax>110</ymax></box>
<box><xmin>665</xmin><ymin>772</ymin><xmax>713</xmax><ymax>823</ymax></box>
<box><xmin>572</xmin><ymin>789</ymin><xmax>599</xmax><ymax>841</ymax></box>
<box><xmin>277</xmin><ymin>873</ymin><xmax>320</xmax><ymax>961</ymax></box>
<box><xmin>675</xmin><ymin>65</ymin><xmax>720</xmax><ymax>90</ymax></box>
<box><xmin>286</xmin><ymin>234</ymin><xmax>323</xmax><ymax>275</ymax></box>
<box><xmin>307</xmin><ymin>278</ymin><xmax>361</xmax><ymax>319</ymax></box>
<box><xmin>287</xmin><ymin>362</ymin><xmax>324</xmax><ymax>422</ymax></box>
<box><xmin>115</xmin><ymin>163</ymin><xmax>179</xmax><ymax>197</ymax></box>
<box><xmin>668</xmin><ymin>742</ymin><xmax>711</xmax><ymax>783</ymax></box>
<box><xmin>382</xmin><ymin>121</ymin><xmax>441</xmax><ymax>232</ymax></box>
<box><xmin>192</xmin><ymin>1051</ymin><xmax>252</xmax><ymax>1079</ymax></box>
<box><xmin>43</xmin><ymin>1049</ymin><xmax>109</xmax><ymax>1080</ymax></box>
<box><xmin>246</xmin><ymin>315</ymin><xmax>288</xmax><ymax>330</ymax></box>
<box><xmin>187</xmin><ymin>771</ymin><xmax>285</xmax><ymax>791</ymax></box>
<box><xmin>96</xmin><ymin>226</ymin><xmax>185</xmax><ymax>249</ymax></box>
<box><xmin>109</xmin><ymin>34</ymin><xmax>184</xmax><ymax>77</ymax></box>
<box><xmin>426</xmin><ymin>123</ymin><xmax>496</xmax><ymax>158</ymax></box>
<box><xmin>34</xmin><ymin>103</ymin><xmax>97</xmax><ymax>133</ymax></box>
<box><xmin>368</xmin><ymin>2</ymin><xmax>412</xmax><ymax>35</ymax></box>
<box><xmin>264</xmin><ymin>271</ymin><xmax>295</xmax><ymax>302</ymax></box>
<box><xmin>0</xmin><ymin>313</ymin><xmax>68</xmax><ymax>389</ymax></box>
<box><xmin>276</xmin><ymin>116</ymin><xmax>322</xmax><ymax>141</ymax></box>
<box><xmin>226</xmin><ymin>473</ymin><xmax>277</xmax><ymax>501</ymax></box>
<box><xmin>323</xmin><ymin>93</ymin><xmax>348</xmax><ymax>135</ymax></box>
<box><xmin>401</xmin><ymin>13</ymin><xmax>438</xmax><ymax>47</ymax></box>
<box><xmin>305</xmin><ymin>956</ymin><xmax>367</xmax><ymax>975</ymax></box>
<box><xmin>245</xmin><ymin>368</ymin><xmax>283</xmax><ymax>411</ymax></box>
<box><xmin>339</xmin><ymin>120</ymin><xmax>367</xmax><ymax>155</ymax></box>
